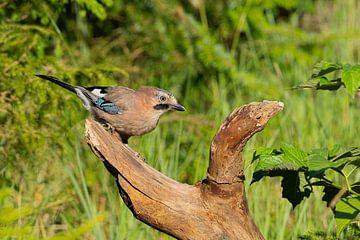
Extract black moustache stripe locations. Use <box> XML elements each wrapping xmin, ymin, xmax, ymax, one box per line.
<box><xmin>154</xmin><ymin>104</ymin><xmax>170</xmax><ymax>110</ymax></box>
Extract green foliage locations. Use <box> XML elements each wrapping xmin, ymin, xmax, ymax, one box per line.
<box><xmin>75</xmin><ymin>0</ymin><xmax>113</xmax><ymax>20</ymax></box>
<box><xmin>335</xmin><ymin>197</ymin><xmax>360</xmax><ymax>237</ymax></box>
<box><xmin>289</xmin><ymin>59</ymin><xmax>360</xmax><ymax>236</ymax></box>
<box><xmin>0</xmin><ymin>226</ymin><xmax>34</xmax><ymax>239</ymax></box>
<box><xmin>252</xmin><ymin>144</ymin><xmax>360</xmax><ymax>235</ymax></box>
<box><xmin>311</xmin><ymin>61</ymin><xmax>343</xmax><ymax>79</ymax></box>
<box><xmin>296</xmin><ymin>61</ymin><xmax>360</xmax><ymax>95</ymax></box>
<box><xmin>0</xmin><ymin>186</ymin><xmax>105</xmax><ymax>239</ymax></box>
<box><xmin>342</xmin><ymin>64</ymin><xmax>360</xmax><ymax>96</ymax></box>
<box><xmin>0</xmin><ymin>207</ymin><xmax>33</xmax><ymax>224</ymax></box>
<box><xmin>47</xmin><ymin>213</ymin><xmax>106</xmax><ymax>240</ymax></box>
<box><xmin>1</xmin><ymin>0</ymin><xmax>360</xmax><ymax>239</ymax></box>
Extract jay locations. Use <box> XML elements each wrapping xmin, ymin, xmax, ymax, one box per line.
<box><xmin>35</xmin><ymin>75</ymin><xmax>185</xmax><ymax>143</ymax></box>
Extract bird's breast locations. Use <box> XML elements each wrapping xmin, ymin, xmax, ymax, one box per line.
<box><xmin>102</xmin><ymin>111</ymin><xmax>161</xmax><ymax>136</ymax></box>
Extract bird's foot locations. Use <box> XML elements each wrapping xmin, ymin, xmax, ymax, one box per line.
<box><xmin>103</xmin><ymin>123</ymin><xmax>115</xmax><ymax>133</ymax></box>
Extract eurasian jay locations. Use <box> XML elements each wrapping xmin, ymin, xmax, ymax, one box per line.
<box><xmin>35</xmin><ymin>75</ymin><xmax>185</xmax><ymax>143</ymax></box>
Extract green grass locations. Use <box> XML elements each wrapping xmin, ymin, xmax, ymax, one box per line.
<box><xmin>1</xmin><ymin>0</ymin><xmax>360</xmax><ymax>239</ymax></box>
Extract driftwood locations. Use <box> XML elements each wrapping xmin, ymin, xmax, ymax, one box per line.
<box><xmin>85</xmin><ymin>100</ymin><xmax>284</xmax><ymax>240</ymax></box>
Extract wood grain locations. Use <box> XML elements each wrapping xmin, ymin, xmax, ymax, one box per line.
<box><xmin>86</xmin><ymin>100</ymin><xmax>284</xmax><ymax>240</ymax></box>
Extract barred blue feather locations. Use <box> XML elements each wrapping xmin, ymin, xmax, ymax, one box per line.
<box><xmin>95</xmin><ymin>98</ymin><xmax>121</xmax><ymax>114</ymax></box>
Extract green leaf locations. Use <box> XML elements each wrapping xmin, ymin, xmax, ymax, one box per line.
<box><xmin>311</xmin><ymin>61</ymin><xmax>342</xmax><ymax>78</ymax></box>
<box><xmin>281</xmin><ymin>143</ymin><xmax>307</xmax><ymax>168</ymax></box>
<box><xmin>351</xmin><ymin>182</ymin><xmax>360</xmax><ymax>195</ymax></box>
<box><xmin>331</xmin><ymin>147</ymin><xmax>360</xmax><ymax>169</ymax></box>
<box><xmin>76</xmin><ymin>0</ymin><xmax>108</xmax><ymax>20</ymax></box>
<box><xmin>342</xmin><ymin>64</ymin><xmax>360</xmax><ymax>96</ymax></box>
<box><xmin>254</xmin><ymin>155</ymin><xmax>300</xmax><ymax>171</ymax></box>
<box><xmin>307</xmin><ymin>154</ymin><xmax>334</xmax><ymax>171</ymax></box>
<box><xmin>295</xmin><ymin>77</ymin><xmax>343</xmax><ymax>91</ymax></box>
<box><xmin>335</xmin><ymin>197</ymin><xmax>360</xmax><ymax>237</ymax></box>
<box><xmin>349</xmin><ymin>159</ymin><xmax>360</xmax><ymax>168</ymax></box>
<box><xmin>251</xmin><ymin>144</ymin><xmax>360</xmax><ymax>211</ymax></box>
<box><xmin>317</xmin><ymin>77</ymin><xmax>343</xmax><ymax>90</ymax></box>
<box><xmin>310</xmin><ymin>148</ymin><xmax>329</xmax><ymax>157</ymax></box>
<box><xmin>253</xmin><ymin>144</ymin><xmax>305</xmax><ymax>172</ymax></box>
<box><xmin>331</xmin><ymin>147</ymin><xmax>360</xmax><ymax>162</ymax></box>
<box><xmin>253</xmin><ymin>146</ymin><xmax>276</xmax><ymax>157</ymax></box>
<box><xmin>329</xmin><ymin>144</ymin><xmax>342</xmax><ymax>158</ymax></box>
<box><xmin>0</xmin><ymin>207</ymin><xmax>33</xmax><ymax>224</ymax></box>
<box><xmin>100</xmin><ymin>0</ymin><xmax>113</xmax><ymax>7</ymax></box>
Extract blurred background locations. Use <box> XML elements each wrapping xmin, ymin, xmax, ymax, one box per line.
<box><xmin>1</xmin><ymin>0</ymin><xmax>360</xmax><ymax>239</ymax></box>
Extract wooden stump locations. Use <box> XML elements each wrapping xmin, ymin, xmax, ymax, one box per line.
<box><xmin>86</xmin><ymin>100</ymin><xmax>284</xmax><ymax>240</ymax></box>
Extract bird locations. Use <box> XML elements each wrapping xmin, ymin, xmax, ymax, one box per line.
<box><xmin>35</xmin><ymin>74</ymin><xmax>185</xmax><ymax>143</ymax></box>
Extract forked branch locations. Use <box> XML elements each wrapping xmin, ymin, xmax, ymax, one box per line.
<box><xmin>86</xmin><ymin>100</ymin><xmax>284</xmax><ymax>240</ymax></box>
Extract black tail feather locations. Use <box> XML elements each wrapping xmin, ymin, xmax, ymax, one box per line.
<box><xmin>35</xmin><ymin>74</ymin><xmax>76</xmax><ymax>93</ymax></box>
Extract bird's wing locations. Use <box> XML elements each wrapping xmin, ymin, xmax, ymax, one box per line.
<box><xmin>79</xmin><ymin>86</ymin><xmax>135</xmax><ymax>114</ymax></box>
<box><xmin>101</xmin><ymin>87</ymin><xmax>136</xmax><ymax>111</ymax></box>
<box><xmin>86</xmin><ymin>86</ymin><xmax>110</xmax><ymax>97</ymax></box>
<box><xmin>75</xmin><ymin>86</ymin><xmax>122</xmax><ymax>114</ymax></box>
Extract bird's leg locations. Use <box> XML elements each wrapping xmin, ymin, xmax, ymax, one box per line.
<box><xmin>102</xmin><ymin>123</ymin><xmax>115</xmax><ymax>133</ymax></box>
<box><xmin>101</xmin><ymin>123</ymin><xmax>130</xmax><ymax>145</ymax></box>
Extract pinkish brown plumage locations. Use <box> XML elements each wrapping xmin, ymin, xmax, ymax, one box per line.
<box><xmin>36</xmin><ymin>75</ymin><xmax>185</xmax><ymax>143</ymax></box>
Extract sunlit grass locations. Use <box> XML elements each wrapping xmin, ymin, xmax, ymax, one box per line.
<box><xmin>1</xmin><ymin>0</ymin><xmax>360</xmax><ymax>239</ymax></box>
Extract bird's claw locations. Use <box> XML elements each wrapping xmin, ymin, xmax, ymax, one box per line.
<box><xmin>103</xmin><ymin>123</ymin><xmax>115</xmax><ymax>133</ymax></box>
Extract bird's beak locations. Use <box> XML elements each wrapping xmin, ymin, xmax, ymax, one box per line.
<box><xmin>171</xmin><ymin>103</ymin><xmax>186</xmax><ymax>111</ymax></box>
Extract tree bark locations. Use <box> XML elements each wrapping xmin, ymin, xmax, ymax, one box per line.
<box><xmin>85</xmin><ymin>100</ymin><xmax>284</xmax><ymax>240</ymax></box>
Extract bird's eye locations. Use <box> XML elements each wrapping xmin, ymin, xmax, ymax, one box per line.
<box><xmin>159</xmin><ymin>95</ymin><xmax>167</xmax><ymax>102</ymax></box>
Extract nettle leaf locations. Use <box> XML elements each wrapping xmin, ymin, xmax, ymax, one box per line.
<box><xmin>252</xmin><ymin>146</ymin><xmax>278</xmax><ymax>158</ymax></box>
<box><xmin>311</xmin><ymin>61</ymin><xmax>342</xmax><ymax>78</ymax></box>
<box><xmin>342</xmin><ymin>64</ymin><xmax>360</xmax><ymax>96</ymax></box>
<box><xmin>310</xmin><ymin>147</ymin><xmax>329</xmax><ymax>157</ymax></box>
<box><xmin>280</xmin><ymin>143</ymin><xmax>307</xmax><ymax>168</ymax></box>
<box><xmin>317</xmin><ymin>77</ymin><xmax>343</xmax><ymax>90</ymax></box>
<box><xmin>253</xmin><ymin>145</ymin><xmax>358</xmax><ymax>173</ymax></box>
<box><xmin>335</xmin><ymin>197</ymin><xmax>360</xmax><ymax>237</ymax></box>
<box><xmin>252</xmin><ymin>144</ymin><xmax>307</xmax><ymax>178</ymax></box>
<box><xmin>331</xmin><ymin>147</ymin><xmax>360</xmax><ymax>169</ymax></box>
<box><xmin>307</xmin><ymin>148</ymin><xmax>335</xmax><ymax>172</ymax></box>
<box><xmin>252</xmin><ymin>146</ymin><xmax>280</xmax><ymax>163</ymax></box>
<box><xmin>348</xmin><ymin>159</ymin><xmax>360</xmax><ymax>168</ymax></box>
<box><xmin>331</xmin><ymin>147</ymin><xmax>360</xmax><ymax>161</ymax></box>
<box><xmin>307</xmin><ymin>154</ymin><xmax>334</xmax><ymax>171</ymax></box>
<box><xmin>351</xmin><ymin>182</ymin><xmax>360</xmax><ymax>195</ymax></box>
<box><xmin>254</xmin><ymin>155</ymin><xmax>300</xmax><ymax>172</ymax></box>
<box><xmin>252</xmin><ymin>144</ymin><xmax>360</xmax><ymax>211</ymax></box>
<box><xmin>295</xmin><ymin>77</ymin><xmax>343</xmax><ymax>91</ymax></box>
<box><xmin>329</xmin><ymin>144</ymin><xmax>342</xmax><ymax>158</ymax></box>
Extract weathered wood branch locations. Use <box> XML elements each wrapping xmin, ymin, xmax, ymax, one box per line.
<box><xmin>86</xmin><ymin>100</ymin><xmax>284</xmax><ymax>240</ymax></box>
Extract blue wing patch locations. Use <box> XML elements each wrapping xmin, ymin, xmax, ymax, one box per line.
<box><xmin>95</xmin><ymin>98</ymin><xmax>121</xmax><ymax>114</ymax></box>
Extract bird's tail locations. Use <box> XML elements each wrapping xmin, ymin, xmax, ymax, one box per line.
<box><xmin>35</xmin><ymin>75</ymin><xmax>76</xmax><ymax>93</ymax></box>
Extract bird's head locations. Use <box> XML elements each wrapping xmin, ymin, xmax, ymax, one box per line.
<box><xmin>138</xmin><ymin>87</ymin><xmax>185</xmax><ymax>113</ymax></box>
